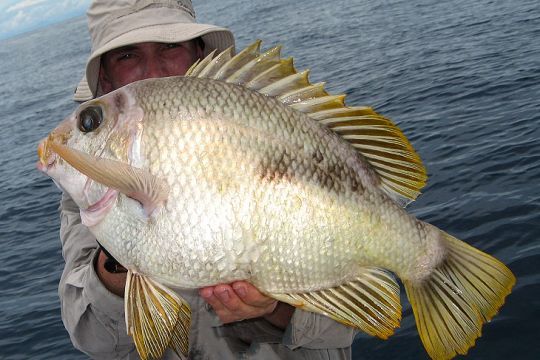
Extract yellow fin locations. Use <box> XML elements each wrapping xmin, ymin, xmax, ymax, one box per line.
<box><xmin>327</xmin><ymin>111</ymin><xmax>427</xmax><ymax>203</ymax></box>
<box><xmin>270</xmin><ymin>268</ymin><xmax>401</xmax><ymax>339</ymax></box>
<box><xmin>245</xmin><ymin>58</ymin><xmax>295</xmax><ymax>91</ymax></box>
<box><xmin>290</xmin><ymin>94</ymin><xmax>346</xmax><ymax>112</ymax></box>
<box><xmin>125</xmin><ymin>271</ymin><xmax>191</xmax><ymax>360</ymax></box>
<box><xmin>186</xmin><ymin>40</ymin><xmax>427</xmax><ymax>203</ymax></box>
<box><xmin>259</xmin><ymin>70</ymin><xmax>311</xmax><ymax>97</ymax></box>
<box><xmin>278</xmin><ymin>82</ymin><xmax>329</xmax><ymax>105</ymax></box>
<box><xmin>203</xmin><ymin>47</ymin><xmax>234</xmax><ymax>78</ymax></box>
<box><xmin>186</xmin><ymin>47</ymin><xmax>234</xmax><ymax>78</ymax></box>
<box><xmin>185</xmin><ymin>49</ymin><xmax>216</xmax><ymax>77</ymax></box>
<box><xmin>50</xmin><ymin>143</ymin><xmax>168</xmax><ymax>216</ymax></box>
<box><xmin>225</xmin><ymin>45</ymin><xmax>282</xmax><ymax>84</ymax></box>
<box><xmin>212</xmin><ymin>40</ymin><xmax>262</xmax><ymax>81</ymax></box>
<box><xmin>403</xmin><ymin>231</ymin><xmax>515</xmax><ymax>359</ymax></box>
<box><xmin>311</xmin><ymin>106</ymin><xmax>379</xmax><ymax>121</ymax></box>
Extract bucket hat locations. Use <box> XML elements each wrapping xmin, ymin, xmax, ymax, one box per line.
<box><xmin>74</xmin><ymin>0</ymin><xmax>235</xmax><ymax>101</ymax></box>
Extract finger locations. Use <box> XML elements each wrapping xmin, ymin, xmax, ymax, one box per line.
<box><xmin>213</xmin><ymin>284</ymin><xmax>247</xmax><ymax>313</ymax></box>
<box><xmin>232</xmin><ymin>281</ymin><xmax>277</xmax><ymax>308</ymax></box>
<box><xmin>199</xmin><ymin>287</ymin><xmax>228</xmax><ymax>314</ymax></box>
<box><xmin>201</xmin><ymin>285</ymin><xmax>252</xmax><ymax>323</ymax></box>
<box><xmin>199</xmin><ymin>283</ymin><xmax>278</xmax><ymax>324</ymax></box>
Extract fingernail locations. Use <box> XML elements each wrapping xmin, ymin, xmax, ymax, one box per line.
<box><xmin>234</xmin><ymin>285</ymin><xmax>247</xmax><ymax>297</ymax></box>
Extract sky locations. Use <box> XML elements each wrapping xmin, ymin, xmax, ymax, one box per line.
<box><xmin>0</xmin><ymin>0</ymin><xmax>91</xmax><ymax>40</ymax></box>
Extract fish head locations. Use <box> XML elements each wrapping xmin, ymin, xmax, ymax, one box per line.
<box><xmin>37</xmin><ymin>87</ymin><xmax>145</xmax><ymax>215</ymax></box>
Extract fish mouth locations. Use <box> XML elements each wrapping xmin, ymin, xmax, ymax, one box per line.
<box><xmin>36</xmin><ymin>139</ymin><xmax>57</xmax><ymax>172</ymax></box>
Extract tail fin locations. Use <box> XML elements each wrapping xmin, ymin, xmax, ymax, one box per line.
<box><xmin>403</xmin><ymin>231</ymin><xmax>515</xmax><ymax>360</ymax></box>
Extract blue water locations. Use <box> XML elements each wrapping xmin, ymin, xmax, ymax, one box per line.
<box><xmin>0</xmin><ymin>0</ymin><xmax>539</xmax><ymax>358</ymax></box>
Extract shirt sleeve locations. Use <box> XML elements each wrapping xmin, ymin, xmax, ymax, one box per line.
<box><xmin>217</xmin><ymin>306</ymin><xmax>357</xmax><ymax>350</ymax></box>
<box><xmin>58</xmin><ymin>193</ymin><xmax>136</xmax><ymax>358</ymax></box>
<box><xmin>283</xmin><ymin>309</ymin><xmax>358</xmax><ymax>349</ymax></box>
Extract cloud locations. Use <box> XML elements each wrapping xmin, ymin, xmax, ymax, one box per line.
<box><xmin>6</xmin><ymin>0</ymin><xmax>48</xmax><ymax>13</ymax></box>
<box><xmin>0</xmin><ymin>0</ymin><xmax>91</xmax><ymax>40</ymax></box>
<box><xmin>2</xmin><ymin>10</ymin><xmax>29</xmax><ymax>33</ymax></box>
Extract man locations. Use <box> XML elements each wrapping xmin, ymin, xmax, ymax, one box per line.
<box><xmin>61</xmin><ymin>0</ymin><xmax>357</xmax><ymax>358</ymax></box>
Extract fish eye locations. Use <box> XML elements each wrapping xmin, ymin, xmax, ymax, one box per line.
<box><xmin>78</xmin><ymin>106</ymin><xmax>103</xmax><ymax>133</ymax></box>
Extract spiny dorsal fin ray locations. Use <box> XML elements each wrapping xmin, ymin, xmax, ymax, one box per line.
<box><xmin>214</xmin><ymin>40</ymin><xmax>262</xmax><ymax>81</ymax></box>
<box><xmin>259</xmin><ymin>70</ymin><xmax>311</xmax><ymax>97</ymax></box>
<box><xmin>226</xmin><ymin>45</ymin><xmax>282</xmax><ymax>84</ymax></box>
<box><xmin>314</xmin><ymin>107</ymin><xmax>380</xmax><ymax>121</ymax></box>
<box><xmin>290</xmin><ymin>94</ymin><xmax>346</xmax><ymax>112</ymax></box>
<box><xmin>185</xmin><ymin>49</ymin><xmax>215</xmax><ymax>77</ymax></box>
<box><xmin>246</xmin><ymin>58</ymin><xmax>295</xmax><ymax>91</ymax></box>
<box><xmin>186</xmin><ymin>40</ymin><xmax>427</xmax><ymax>203</ymax></box>
<box><xmin>279</xmin><ymin>82</ymin><xmax>329</xmax><ymax>105</ymax></box>
<box><xmin>269</xmin><ymin>268</ymin><xmax>401</xmax><ymax>339</ymax></box>
<box><xmin>125</xmin><ymin>271</ymin><xmax>191</xmax><ymax>360</ymax></box>
<box><xmin>186</xmin><ymin>47</ymin><xmax>233</xmax><ymax>78</ymax></box>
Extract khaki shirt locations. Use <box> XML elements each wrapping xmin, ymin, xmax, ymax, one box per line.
<box><xmin>58</xmin><ymin>194</ymin><xmax>357</xmax><ymax>359</ymax></box>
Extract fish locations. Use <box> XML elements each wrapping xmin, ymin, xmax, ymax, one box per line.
<box><xmin>37</xmin><ymin>40</ymin><xmax>515</xmax><ymax>360</ymax></box>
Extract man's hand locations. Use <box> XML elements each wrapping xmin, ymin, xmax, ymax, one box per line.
<box><xmin>200</xmin><ymin>281</ymin><xmax>294</xmax><ymax>329</ymax></box>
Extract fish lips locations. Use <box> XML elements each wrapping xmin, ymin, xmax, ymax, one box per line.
<box><xmin>36</xmin><ymin>138</ymin><xmax>57</xmax><ymax>173</ymax></box>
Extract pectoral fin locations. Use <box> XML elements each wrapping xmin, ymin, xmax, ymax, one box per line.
<box><xmin>125</xmin><ymin>271</ymin><xmax>191</xmax><ymax>360</ymax></box>
<box><xmin>50</xmin><ymin>143</ymin><xmax>168</xmax><ymax>216</ymax></box>
<box><xmin>269</xmin><ymin>267</ymin><xmax>402</xmax><ymax>339</ymax></box>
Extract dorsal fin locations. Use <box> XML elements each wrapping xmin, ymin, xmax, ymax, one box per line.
<box><xmin>187</xmin><ymin>40</ymin><xmax>427</xmax><ymax>203</ymax></box>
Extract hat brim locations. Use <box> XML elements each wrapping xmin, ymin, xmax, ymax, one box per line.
<box><xmin>74</xmin><ymin>23</ymin><xmax>234</xmax><ymax>102</ymax></box>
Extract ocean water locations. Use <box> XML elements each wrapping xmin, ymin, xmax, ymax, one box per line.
<box><xmin>0</xmin><ymin>0</ymin><xmax>539</xmax><ymax>359</ymax></box>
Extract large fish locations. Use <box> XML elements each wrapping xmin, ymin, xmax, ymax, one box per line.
<box><xmin>37</xmin><ymin>41</ymin><xmax>515</xmax><ymax>360</ymax></box>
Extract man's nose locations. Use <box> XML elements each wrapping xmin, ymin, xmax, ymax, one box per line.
<box><xmin>143</xmin><ymin>59</ymin><xmax>167</xmax><ymax>79</ymax></box>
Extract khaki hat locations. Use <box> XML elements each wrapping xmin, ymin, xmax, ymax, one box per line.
<box><xmin>74</xmin><ymin>0</ymin><xmax>235</xmax><ymax>101</ymax></box>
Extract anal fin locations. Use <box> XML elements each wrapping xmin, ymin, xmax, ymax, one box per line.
<box><xmin>125</xmin><ymin>271</ymin><xmax>191</xmax><ymax>360</ymax></box>
<box><xmin>270</xmin><ymin>267</ymin><xmax>401</xmax><ymax>339</ymax></box>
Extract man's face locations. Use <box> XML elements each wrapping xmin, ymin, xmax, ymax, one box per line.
<box><xmin>99</xmin><ymin>40</ymin><xmax>203</xmax><ymax>93</ymax></box>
